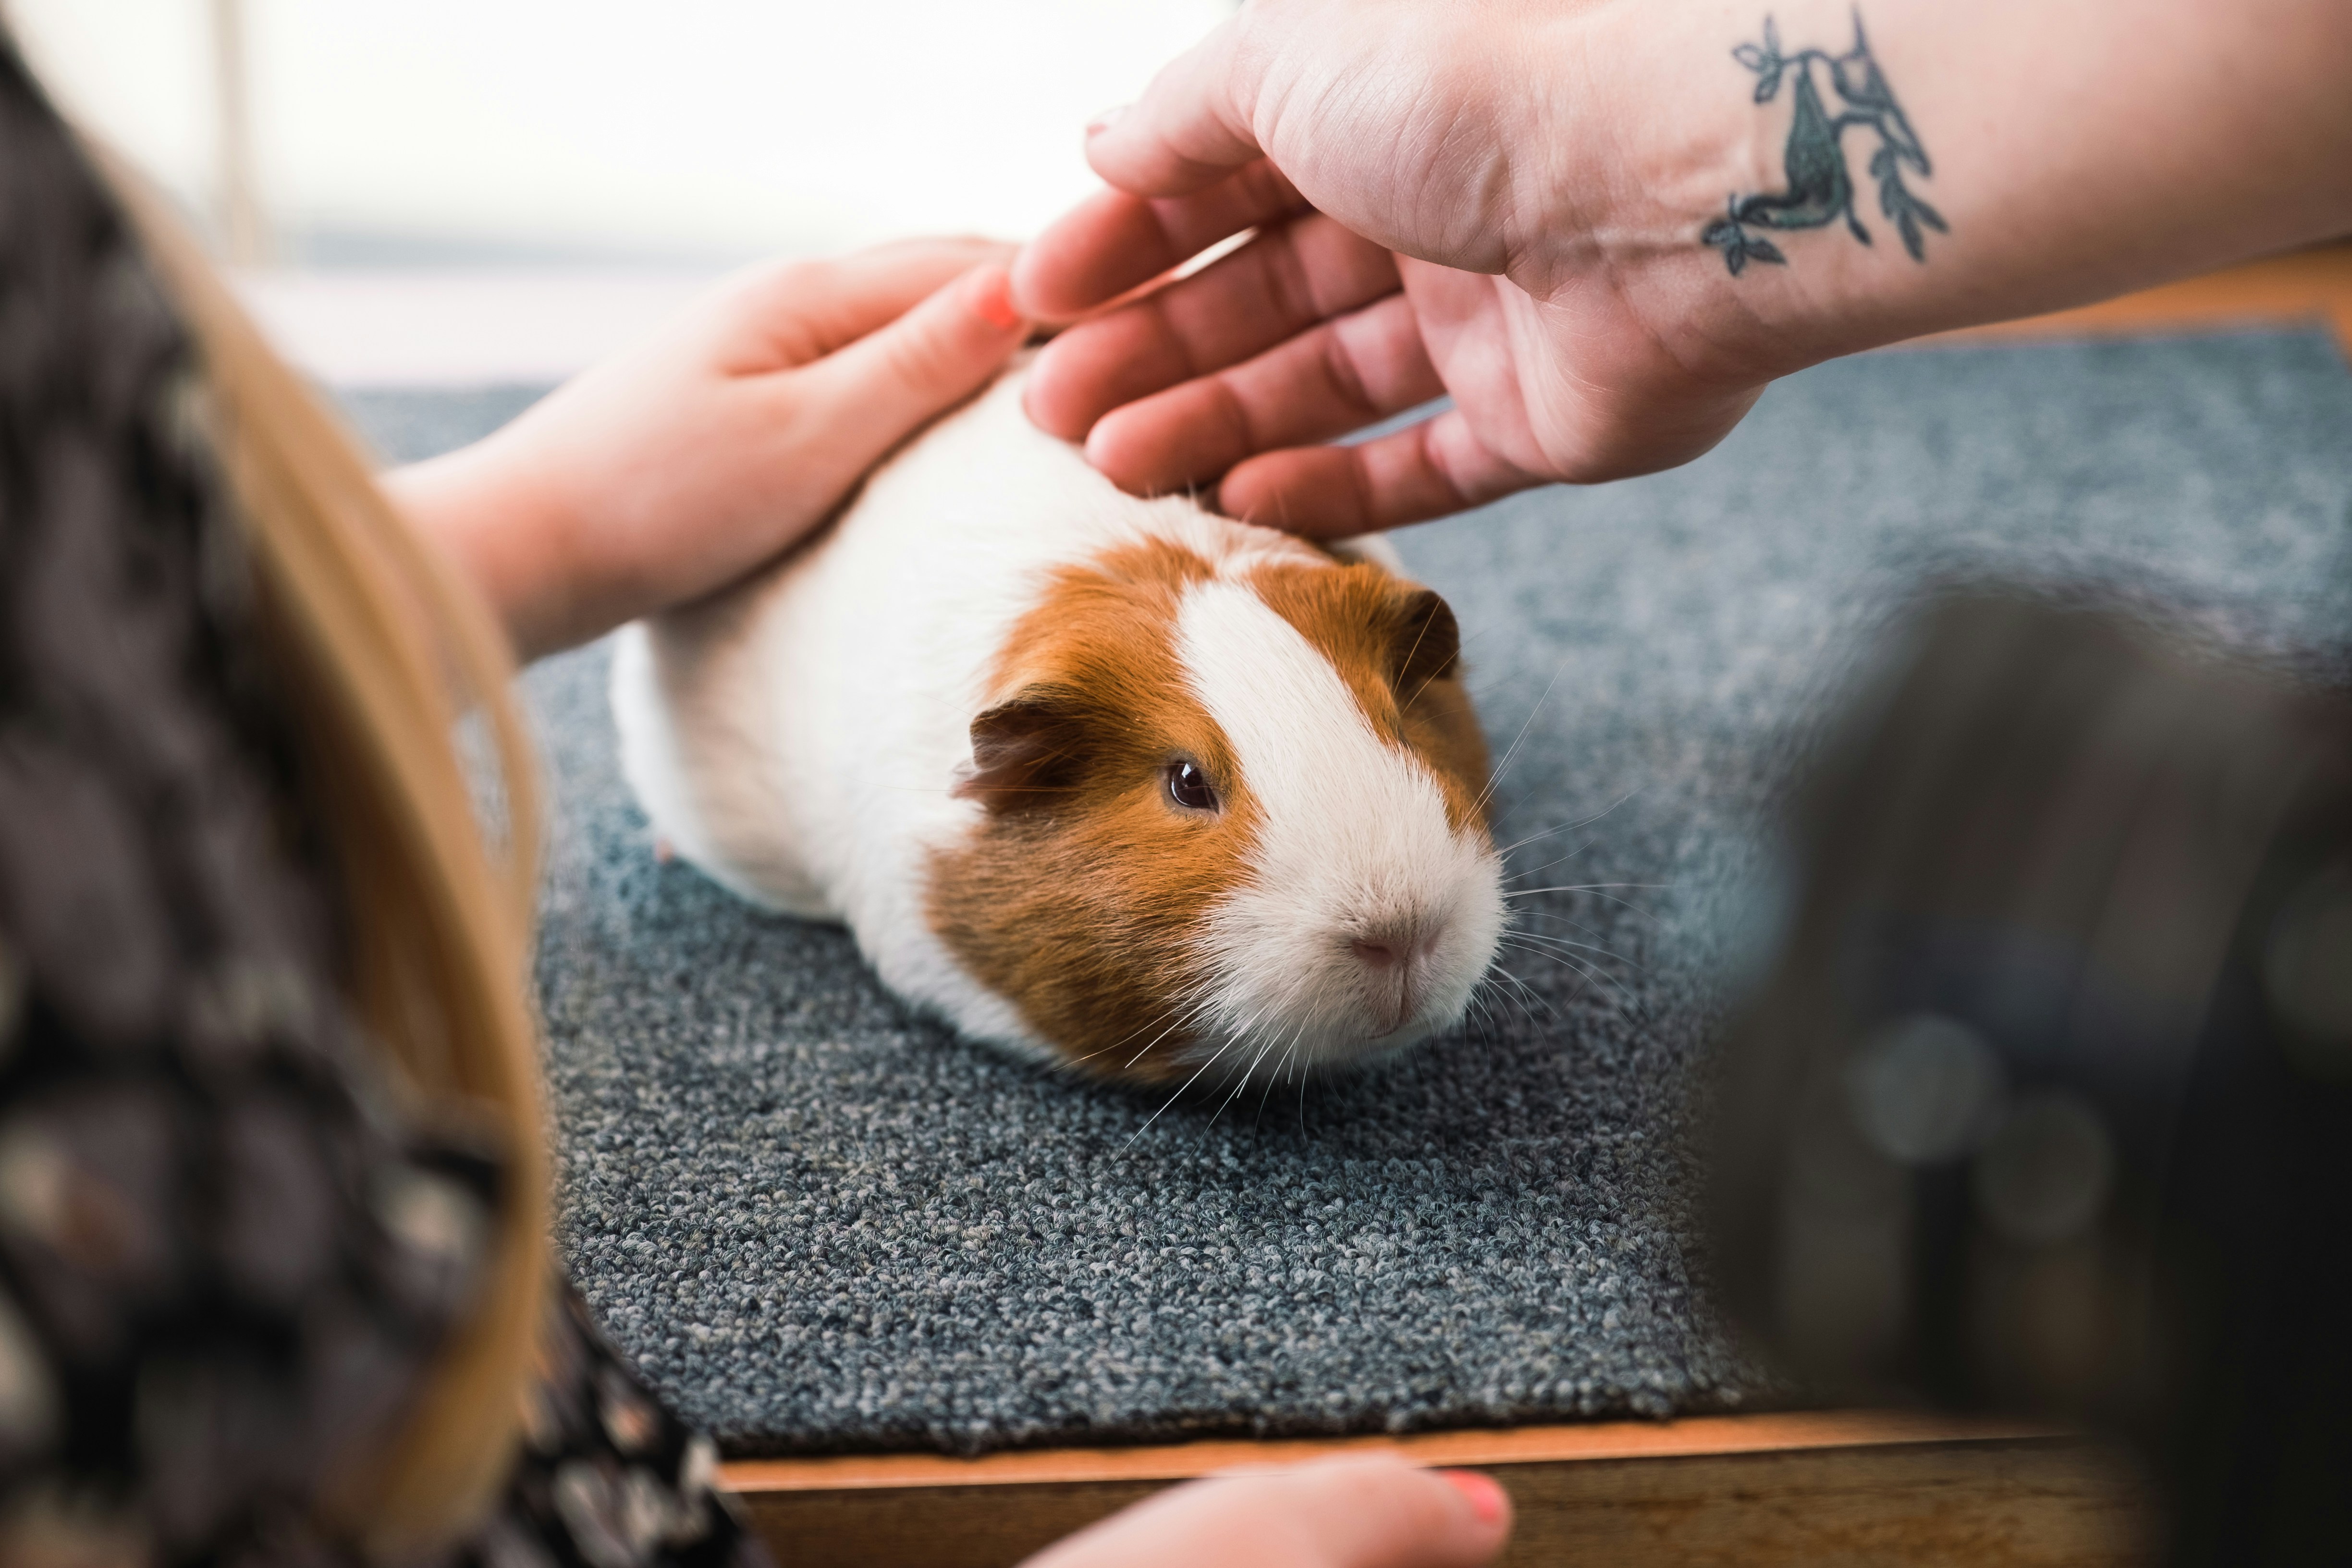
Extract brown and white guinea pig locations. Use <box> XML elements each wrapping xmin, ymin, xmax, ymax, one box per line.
<box><xmin>610</xmin><ymin>362</ymin><xmax>1504</xmax><ymax>1086</ymax></box>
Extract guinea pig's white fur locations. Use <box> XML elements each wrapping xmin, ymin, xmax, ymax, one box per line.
<box><xmin>611</xmin><ymin>364</ymin><xmax>1503</xmax><ymax>1084</ymax></box>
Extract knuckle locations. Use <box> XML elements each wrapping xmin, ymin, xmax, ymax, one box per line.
<box><xmin>1208</xmin><ymin>373</ymin><xmax>1261</xmax><ymax>457</ymax></box>
<box><xmin>1317</xmin><ymin>329</ymin><xmax>1379</xmax><ymax>419</ymax></box>
<box><xmin>1261</xmin><ymin>222</ymin><xmax>1323</xmax><ymax>326</ymax></box>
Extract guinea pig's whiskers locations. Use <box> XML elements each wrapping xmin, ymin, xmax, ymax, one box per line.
<box><xmin>1253</xmin><ymin>1033</ymin><xmax>1309</xmax><ymax>1133</ymax></box>
<box><xmin>1128</xmin><ymin>1023</ymin><xmax>1253</xmax><ymax>1148</ymax></box>
<box><xmin>1056</xmin><ymin>1005</ymin><xmax>1165</xmax><ymax>1067</ymax></box>
<box><xmin>1393</xmin><ymin>609</ymin><xmax>1459</xmax><ymax>715</ymax></box>
<box><xmin>1401</xmin><ymin>662</ymin><xmax>1450</xmax><ymax>713</ymax></box>
<box><xmin>1229</xmin><ymin>1028</ymin><xmax>1287</xmax><ymax>1099</ymax></box>
<box><xmin>1497</xmin><ymin>932</ymin><xmax>1631</xmax><ymax>1001</ymax></box>
<box><xmin>1504</xmin><ymin>882</ymin><xmax>1666</xmax><ymax>912</ymax></box>
<box><xmin>1278</xmin><ymin>1029</ymin><xmax>1307</xmax><ymax>1086</ymax></box>
<box><xmin>1496</xmin><ymin>824</ymin><xmax>1593</xmax><ymax>861</ymax></box>
<box><xmin>1208</xmin><ymin>1025</ymin><xmax>1294</xmax><ymax>1133</ymax></box>
<box><xmin>1514</xmin><ymin>943</ymin><xmax>1647</xmax><ymax>1019</ymax></box>
<box><xmin>1277</xmin><ymin>1019</ymin><xmax>1311</xmax><ymax>1090</ymax></box>
<box><xmin>1125</xmin><ymin>996</ymin><xmax>1221</xmax><ymax>1072</ymax></box>
<box><xmin>1495</xmin><ymin>789</ymin><xmax>1642</xmax><ymax>861</ymax></box>
<box><xmin>1470</xmin><ymin>653</ymin><xmax>1577</xmax><ymax>821</ymax></box>
<box><xmin>1517</xmin><ymin>907</ymin><xmax>1627</xmax><ymax>950</ymax></box>
<box><xmin>1495</xmin><ymin>773</ymin><xmax>1644</xmax><ymax>833</ymax></box>
<box><xmin>1463</xmin><ymin>965</ymin><xmax>1520</xmax><ymax>1030</ymax></box>
<box><xmin>1463</xmin><ymin>985</ymin><xmax>1519</xmax><ymax>1054</ymax></box>
<box><xmin>1483</xmin><ymin>963</ymin><xmax>1558</xmax><ymax>1026</ymax></box>
<box><xmin>1127</xmin><ymin>990</ymin><xmax>1281</xmax><ymax>1148</ymax></box>
<box><xmin>1504</xmin><ymin>966</ymin><xmax>1558</xmax><ymax>1019</ymax></box>
<box><xmin>1464</xmin><ymin>980</ymin><xmax>1509</xmax><ymax>1034</ymax></box>
<box><xmin>1500</xmin><ymin>840</ymin><xmax>1597</xmax><ymax>888</ymax></box>
<box><xmin>1271</xmin><ymin>1019</ymin><xmax>1308</xmax><ymax>1079</ymax></box>
<box><xmin>1459</xmin><ymin>987</ymin><xmax>1492</xmax><ymax>1040</ymax></box>
<box><xmin>1508</xmin><ymin>927</ymin><xmax>1647</xmax><ymax>975</ymax></box>
<box><xmin>1505</xmin><ymin>921</ymin><xmax>1639</xmax><ymax>956</ymax></box>
<box><xmin>1056</xmin><ymin>998</ymin><xmax>1205</xmax><ymax>1073</ymax></box>
<box><xmin>1483</xmin><ymin>983</ymin><xmax>1528</xmax><ymax>1036</ymax></box>
<box><xmin>1499</xmin><ymin>936</ymin><xmax>1611</xmax><ymax>1005</ymax></box>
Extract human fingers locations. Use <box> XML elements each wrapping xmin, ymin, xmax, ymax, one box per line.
<box><xmin>1079</xmin><ymin>293</ymin><xmax>1445</xmax><ymax>498</ymax></box>
<box><xmin>1215</xmin><ymin>408</ymin><xmax>1554</xmax><ymax>538</ymax></box>
<box><xmin>1009</xmin><ymin>159</ymin><xmax>1305</xmax><ymax>322</ymax></box>
<box><xmin>1020</xmin><ymin>1455</ymin><xmax>1510</xmax><ymax>1568</ymax></box>
<box><xmin>1080</xmin><ymin>14</ymin><xmax>1266</xmax><ymax>198</ymax></box>
<box><xmin>701</xmin><ymin>236</ymin><xmax>1017</xmax><ymax>372</ymax></box>
<box><xmin>791</xmin><ymin>263</ymin><xmax>1029</xmax><ymax>478</ymax></box>
<box><xmin>1024</xmin><ymin>212</ymin><xmax>1399</xmax><ymax>441</ymax></box>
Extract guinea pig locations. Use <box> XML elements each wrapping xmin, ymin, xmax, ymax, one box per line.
<box><xmin>610</xmin><ymin>363</ymin><xmax>1504</xmax><ymax>1086</ymax></box>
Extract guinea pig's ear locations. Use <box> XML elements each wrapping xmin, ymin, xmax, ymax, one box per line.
<box><xmin>1389</xmin><ymin>588</ymin><xmax>1461</xmax><ymax>692</ymax></box>
<box><xmin>953</xmin><ymin>689</ymin><xmax>1087</xmax><ymax>811</ymax></box>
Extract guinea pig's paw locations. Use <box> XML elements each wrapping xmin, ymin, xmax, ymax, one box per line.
<box><xmin>653</xmin><ymin>835</ymin><xmax>675</xmax><ymax>864</ymax></box>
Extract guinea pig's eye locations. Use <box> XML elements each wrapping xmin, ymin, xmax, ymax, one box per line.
<box><xmin>1164</xmin><ymin>760</ymin><xmax>1220</xmax><ymax>814</ymax></box>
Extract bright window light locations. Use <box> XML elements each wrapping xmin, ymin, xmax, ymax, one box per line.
<box><xmin>13</xmin><ymin>0</ymin><xmax>1230</xmax><ymax>265</ymax></box>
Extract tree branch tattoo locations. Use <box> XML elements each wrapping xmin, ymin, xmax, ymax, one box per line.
<box><xmin>1702</xmin><ymin>11</ymin><xmax>1945</xmax><ymax>276</ymax></box>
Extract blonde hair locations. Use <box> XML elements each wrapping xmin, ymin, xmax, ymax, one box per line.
<box><xmin>111</xmin><ymin>168</ymin><xmax>552</xmax><ymax>1556</ymax></box>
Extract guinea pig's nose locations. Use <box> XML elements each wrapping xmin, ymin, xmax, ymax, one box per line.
<box><xmin>1351</xmin><ymin>923</ymin><xmax>1444</xmax><ymax>1032</ymax></box>
<box><xmin>1352</xmin><ymin>924</ymin><xmax>1441</xmax><ymax>969</ymax></box>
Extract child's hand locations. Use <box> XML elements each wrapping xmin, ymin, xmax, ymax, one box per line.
<box><xmin>391</xmin><ymin>237</ymin><xmax>1027</xmax><ymax>661</ymax></box>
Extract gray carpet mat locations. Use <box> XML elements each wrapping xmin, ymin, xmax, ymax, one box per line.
<box><xmin>341</xmin><ymin>328</ymin><xmax>2352</xmax><ymax>1457</ymax></box>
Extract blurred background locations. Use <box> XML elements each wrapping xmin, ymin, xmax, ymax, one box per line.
<box><xmin>10</xmin><ymin>0</ymin><xmax>1229</xmax><ymax>382</ymax></box>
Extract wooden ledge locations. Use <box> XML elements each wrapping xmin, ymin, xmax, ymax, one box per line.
<box><xmin>1918</xmin><ymin>238</ymin><xmax>2352</xmax><ymax>353</ymax></box>
<box><xmin>719</xmin><ymin>1408</ymin><xmax>2048</xmax><ymax>1494</ymax></box>
<box><xmin>720</xmin><ymin>1411</ymin><xmax>2153</xmax><ymax>1567</ymax></box>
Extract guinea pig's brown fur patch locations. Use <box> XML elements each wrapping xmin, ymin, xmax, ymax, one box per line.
<box><xmin>1248</xmin><ymin>563</ymin><xmax>1492</xmax><ymax>835</ymax></box>
<box><xmin>926</xmin><ymin>539</ymin><xmax>1258</xmax><ymax>1081</ymax></box>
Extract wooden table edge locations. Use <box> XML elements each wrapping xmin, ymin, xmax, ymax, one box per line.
<box><xmin>719</xmin><ymin>1409</ymin><xmax>2067</xmax><ymax>1494</ymax></box>
<box><xmin>1906</xmin><ymin>238</ymin><xmax>2352</xmax><ymax>352</ymax></box>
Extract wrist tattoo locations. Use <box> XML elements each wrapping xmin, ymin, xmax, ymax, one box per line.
<box><xmin>1702</xmin><ymin>10</ymin><xmax>1944</xmax><ymax>276</ymax></box>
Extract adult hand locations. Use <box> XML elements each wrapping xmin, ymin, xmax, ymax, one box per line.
<box><xmin>391</xmin><ymin>238</ymin><xmax>1028</xmax><ymax>660</ymax></box>
<box><xmin>1011</xmin><ymin>0</ymin><xmax>1771</xmax><ymax>537</ymax></box>
<box><xmin>1020</xmin><ymin>1455</ymin><xmax>1511</xmax><ymax>1568</ymax></box>
<box><xmin>1014</xmin><ymin>0</ymin><xmax>2352</xmax><ymax>537</ymax></box>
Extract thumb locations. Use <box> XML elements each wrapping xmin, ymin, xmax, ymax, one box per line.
<box><xmin>1085</xmin><ymin>15</ymin><xmax>1265</xmax><ymax>196</ymax></box>
<box><xmin>797</xmin><ymin>263</ymin><xmax>1028</xmax><ymax>469</ymax></box>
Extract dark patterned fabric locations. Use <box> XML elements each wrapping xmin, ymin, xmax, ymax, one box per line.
<box><xmin>0</xmin><ymin>31</ymin><xmax>769</xmax><ymax>1568</ymax></box>
<box><xmin>479</xmin><ymin>1291</ymin><xmax>763</xmax><ymax>1568</ymax></box>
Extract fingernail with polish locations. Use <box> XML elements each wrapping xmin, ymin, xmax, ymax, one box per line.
<box><xmin>970</xmin><ymin>267</ymin><xmax>1023</xmax><ymax>331</ymax></box>
<box><xmin>1085</xmin><ymin>104</ymin><xmax>1127</xmax><ymax>138</ymax></box>
<box><xmin>1441</xmin><ymin>1471</ymin><xmax>1508</xmax><ymax>1526</ymax></box>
